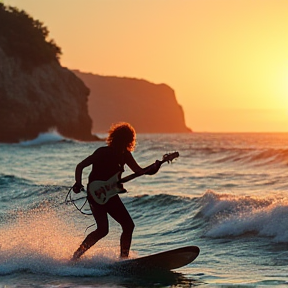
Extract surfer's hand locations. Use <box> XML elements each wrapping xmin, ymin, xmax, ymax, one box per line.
<box><xmin>145</xmin><ymin>160</ymin><xmax>161</xmax><ymax>175</ymax></box>
<box><xmin>73</xmin><ymin>182</ymin><xmax>84</xmax><ymax>194</ymax></box>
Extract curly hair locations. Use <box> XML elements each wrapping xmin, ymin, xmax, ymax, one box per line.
<box><xmin>106</xmin><ymin>122</ymin><xmax>136</xmax><ymax>152</ymax></box>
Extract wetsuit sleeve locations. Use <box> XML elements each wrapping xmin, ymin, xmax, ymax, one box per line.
<box><xmin>75</xmin><ymin>151</ymin><xmax>99</xmax><ymax>185</ymax></box>
<box><xmin>125</xmin><ymin>151</ymin><xmax>143</xmax><ymax>174</ymax></box>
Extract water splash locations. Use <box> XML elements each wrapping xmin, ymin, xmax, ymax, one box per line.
<box><xmin>0</xmin><ymin>204</ymin><xmax>123</xmax><ymax>276</ymax></box>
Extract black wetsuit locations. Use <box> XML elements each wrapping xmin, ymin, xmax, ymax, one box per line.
<box><xmin>82</xmin><ymin>146</ymin><xmax>135</xmax><ymax>257</ymax></box>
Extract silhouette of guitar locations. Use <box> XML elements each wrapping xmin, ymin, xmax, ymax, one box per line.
<box><xmin>89</xmin><ymin>152</ymin><xmax>179</xmax><ymax>205</ymax></box>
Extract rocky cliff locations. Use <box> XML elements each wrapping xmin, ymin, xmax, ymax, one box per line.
<box><xmin>0</xmin><ymin>4</ymin><xmax>98</xmax><ymax>143</ymax></box>
<box><xmin>73</xmin><ymin>70</ymin><xmax>192</xmax><ymax>133</ymax></box>
<box><xmin>0</xmin><ymin>47</ymin><xmax>98</xmax><ymax>143</ymax></box>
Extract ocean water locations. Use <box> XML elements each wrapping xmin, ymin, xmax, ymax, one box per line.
<box><xmin>0</xmin><ymin>132</ymin><xmax>288</xmax><ymax>287</ymax></box>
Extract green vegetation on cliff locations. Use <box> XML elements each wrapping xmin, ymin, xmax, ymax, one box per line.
<box><xmin>0</xmin><ymin>3</ymin><xmax>61</xmax><ymax>68</ymax></box>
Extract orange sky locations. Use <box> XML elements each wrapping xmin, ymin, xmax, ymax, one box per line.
<box><xmin>4</xmin><ymin>0</ymin><xmax>288</xmax><ymax>132</ymax></box>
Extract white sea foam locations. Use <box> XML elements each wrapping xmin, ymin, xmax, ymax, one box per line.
<box><xmin>202</xmin><ymin>191</ymin><xmax>288</xmax><ymax>242</ymax></box>
<box><xmin>19</xmin><ymin>130</ymin><xmax>66</xmax><ymax>146</ymax></box>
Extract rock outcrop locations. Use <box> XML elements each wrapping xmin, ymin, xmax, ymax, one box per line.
<box><xmin>0</xmin><ymin>4</ymin><xmax>97</xmax><ymax>143</ymax></box>
<box><xmin>73</xmin><ymin>71</ymin><xmax>192</xmax><ymax>133</ymax></box>
<box><xmin>0</xmin><ymin>47</ymin><xmax>98</xmax><ymax>143</ymax></box>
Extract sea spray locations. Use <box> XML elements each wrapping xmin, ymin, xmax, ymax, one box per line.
<box><xmin>0</xmin><ymin>203</ymin><xmax>125</xmax><ymax>277</ymax></box>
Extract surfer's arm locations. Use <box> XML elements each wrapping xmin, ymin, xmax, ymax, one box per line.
<box><xmin>125</xmin><ymin>152</ymin><xmax>143</xmax><ymax>174</ymax></box>
<box><xmin>125</xmin><ymin>152</ymin><xmax>161</xmax><ymax>176</ymax></box>
<box><xmin>73</xmin><ymin>155</ymin><xmax>94</xmax><ymax>193</ymax></box>
<box><xmin>143</xmin><ymin>160</ymin><xmax>161</xmax><ymax>175</ymax></box>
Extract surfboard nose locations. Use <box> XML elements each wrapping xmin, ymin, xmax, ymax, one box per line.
<box><xmin>112</xmin><ymin>245</ymin><xmax>200</xmax><ymax>274</ymax></box>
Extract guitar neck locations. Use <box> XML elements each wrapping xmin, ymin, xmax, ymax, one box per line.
<box><xmin>119</xmin><ymin>160</ymin><xmax>165</xmax><ymax>184</ymax></box>
<box><xmin>119</xmin><ymin>172</ymin><xmax>141</xmax><ymax>184</ymax></box>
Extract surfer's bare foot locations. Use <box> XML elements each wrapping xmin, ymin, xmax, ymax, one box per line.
<box><xmin>71</xmin><ymin>244</ymin><xmax>87</xmax><ymax>261</ymax></box>
<box><xmin>120</xmin><ymin>250</ymin><xmax>129</xmax><ymax>259</ymax></box>
<box><xmin>120</xmin><ymin>255</ymin><xmax>129</xmax><ymax>259</ymax></box>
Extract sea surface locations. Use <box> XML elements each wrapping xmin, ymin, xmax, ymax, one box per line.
<box><xmin>0</xmin><ymin>132</ymin><xmax>288</xmax><ymax>287</ymax></box>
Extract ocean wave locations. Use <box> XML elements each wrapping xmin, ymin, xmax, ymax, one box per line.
<box><xmin>119</xmin><ymin>192</ymin><xmax>288</xmax><ymax>244</ymax></box>
<box><xmin>19</xmin><ymin>130</ymin><xmax>71</xmax><ymax>146</ymax></box>
<box><xmin>0</xmin><ymin>177</ymin><xmax>67</xmax><ymax>212</ymax></box>
<box><xmin>179</xmin><ymin>141</ymin><xmax>288</xmax><ymax>167</ymax></box>
<box><xmin>0</xmin><ymin>173</ymin><xmax>33</xmax><ymax>187</ymax></box>
<box><xmin>209</xmin><ymin>147</ymin><xmax>288</xmax><ymax>166</ymax></box>
<box><xmin>198</xmin><ymin>190</ymin><xmax>288</xmax><ymax>243</ymax></box>
<box><xmin>130</xmin><ymin>193</ymin><xmax>188</xmax><ymax>207</ymax></box>
<box><xmin>127</xmin><ymin>193</ymin><xmax>193</xmax><ymax>222</ymax></box>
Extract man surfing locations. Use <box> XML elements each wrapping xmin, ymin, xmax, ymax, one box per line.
<box><xmin>71</xmin><ymin>122</ymin><xmax>160</xmax><ymax>260</ymax></box>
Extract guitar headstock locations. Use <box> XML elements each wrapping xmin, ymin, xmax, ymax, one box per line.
<box><xmin>162</xmin><ymin>152</ymin><xmax>179</xmax><ymax>163</ymax></box>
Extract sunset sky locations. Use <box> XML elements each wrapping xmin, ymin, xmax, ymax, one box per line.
<box><xmin>4</xmin><ymin>0</ymin><xmax>288</xmax><ymax>132</ymax></box>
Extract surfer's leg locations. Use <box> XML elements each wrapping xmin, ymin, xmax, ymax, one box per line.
<box><xmin>72</xmin><ymin>202</ymin><xmax>109</xmax><ymax>260</ymax></box>
<box><xmin>107</xmin><ymin>195</ymin><xmax>135</xmax><ymax>258</ymax></box>
<box><xmin>119</xmin><ymin>224</ymin><xmax>134</xmax><ymax>258</ymax></box>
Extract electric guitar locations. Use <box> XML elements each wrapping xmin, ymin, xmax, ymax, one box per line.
<box><xmin>89</xmin><ymin>152</ymin><xmax>179</xmax><ymax>205</ymax></box>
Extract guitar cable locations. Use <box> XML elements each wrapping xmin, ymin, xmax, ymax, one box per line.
<box><xmin>65</xmin><ymin>187</ymin><xmax>97</xmax><ymax>234</ymax></box>
<box><xmin>65</xmin><ymin>187</ymin><xmax>92</xmax><ymax>215</ymax></box>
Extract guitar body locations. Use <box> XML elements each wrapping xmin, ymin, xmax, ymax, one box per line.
<box><xmin>88</xmin><ymin>172</ymin><xmax>127</xmax><ymax>205</ymax></box>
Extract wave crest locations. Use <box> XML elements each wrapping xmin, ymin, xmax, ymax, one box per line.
<box><xmin>19</xmin><ymin>130</ymin><xmax>69</xmax><ymax>146</ymax></box>
<box><xmin>199</xmin><ymin>190</ymin><xmax>288</xmax><ymax>243</ymax></box>
<box><xmin>212</xmin><ymin>147</ymin><xmax>288</xmax><ymax>167</ymax></box>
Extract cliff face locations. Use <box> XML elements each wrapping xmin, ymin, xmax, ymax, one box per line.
<box><xmin>0</xmin><ymin>47</ymin><xmax>97</xmax><ymax>143</ymax></box>
<box><xmin>73</xmin><ymin>70</ymin><xmax>192</xmax><ymax>133</ymax></box>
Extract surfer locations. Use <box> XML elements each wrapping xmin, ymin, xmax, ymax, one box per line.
<box><xmin>72</xmin><ymin>122</ymin><xmax>160</xmax><ymax>260</ymax></box>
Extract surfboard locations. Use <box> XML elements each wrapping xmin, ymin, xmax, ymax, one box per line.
<box><xmin>112</xmin><ymin>246</ymin><xmax>200</xmax><ymax>274</ymax></box>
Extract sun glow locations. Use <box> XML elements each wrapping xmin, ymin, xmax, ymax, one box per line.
<box><xmin>283</xmin><ymin>75</ymin><xmax>288</xmax><ymax>107</ymax></box>
<box><xmin>275</xmin><ymin>65</ymin><xmax>288</xmax><ymax>109</ymax></box>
